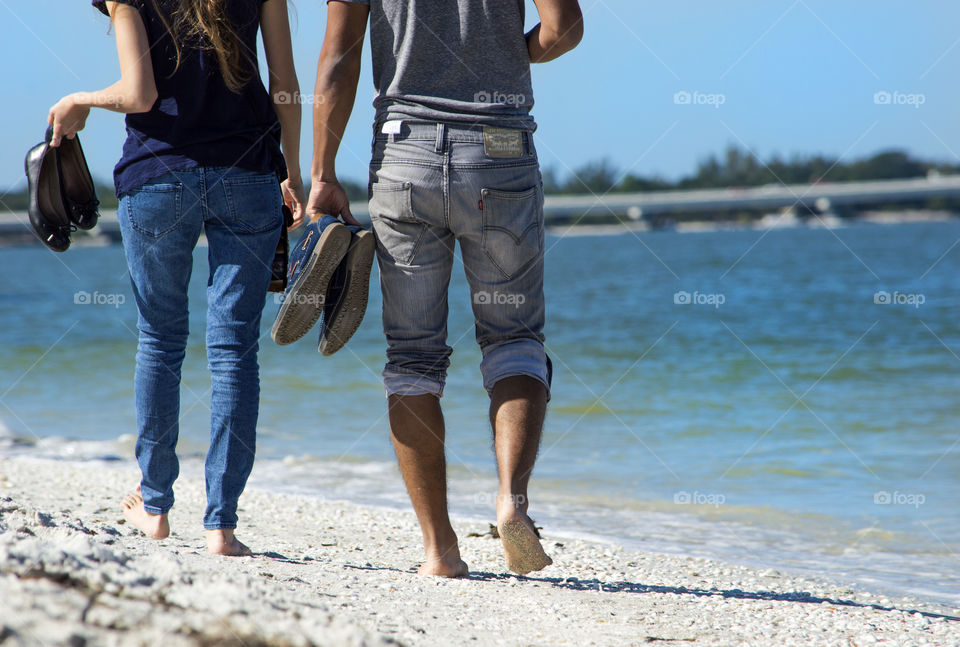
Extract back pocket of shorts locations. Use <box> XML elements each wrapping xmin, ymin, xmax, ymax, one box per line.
<box><xmin>127</xmin><ymin>183</ymin><xmax>184</xmax><ymax>238</ymax></box>
<box><xmin>370</xmin><ymin>182</ymin><xmax>425</xmax><ymax>265</ymax></box>
<box><xmin>480</xmin><ymin>186</ymin><xmax>543</xmax><ymax>279</ymax></box>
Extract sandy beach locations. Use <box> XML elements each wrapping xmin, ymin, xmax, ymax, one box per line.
<box><xmin>0</xmin><ymin>456</ymin><xmax>957</xmax><ymax>647</ymax></box>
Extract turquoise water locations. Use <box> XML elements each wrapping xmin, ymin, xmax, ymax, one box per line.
<box><xmin>1</xmin><ymin>221</ymin><xmax>958</xmax><ymax>606</ymax></box>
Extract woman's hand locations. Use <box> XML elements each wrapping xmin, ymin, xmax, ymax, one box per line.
<box><xmin>281</xmin><ymin>176</ymin><xmax>307</xmax><ymax>230</ymax></box>
<box><xmin>48</xmin><ymin>94</ymin><xmax>91</xmax><ymax>147</ymax></box>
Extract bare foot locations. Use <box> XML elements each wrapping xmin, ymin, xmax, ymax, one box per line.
<box><xmin>121</xmin><ymin>488</ymin><xmax>170</xmax><ymax>540</ymax></box>
<box><xmin>418</xmin><ymin>534</ymin><xmax>469</xmax><ymax>577</ymax></box>
<box><xmin>497</xmin><ymin>505</ymin><xmax>552</xmax><ymax>575</ymax></box>
<box><xmin>206</xmin><ymin>529</ymin><xmax>253</xmax><ymax>557</ymax></box>
<box><xmin>419</xmin><ymin>552</ymin><xmax>469</xmax><ymax>578</ymax></box>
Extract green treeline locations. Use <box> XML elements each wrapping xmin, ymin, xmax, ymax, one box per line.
<box><xmin>541</xmin><ymin>147</ymin><xmax>959</xmax><ymax>195</ymax></box>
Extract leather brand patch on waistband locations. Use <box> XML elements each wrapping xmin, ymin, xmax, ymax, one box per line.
<box><xmin>483</xmin><ymin>127</ymin><xmax>523</xmax><ymax>158</ymax></box>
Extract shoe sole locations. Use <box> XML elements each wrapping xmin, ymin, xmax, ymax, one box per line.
<box><xmin>271</xmin><ymin>223</ymin><xmax>351</xmax><ymax>346</ymax></box>
<box><xmin>318</xmin><ymin>230</ymin><xmax>375</xmax><ymax>356</ymax></box>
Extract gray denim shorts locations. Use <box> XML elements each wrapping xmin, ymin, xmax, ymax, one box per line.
<box><xmin>369</xmin><ymin>120</ymin><xmax>549</xmax><ymax>398</ymax></box>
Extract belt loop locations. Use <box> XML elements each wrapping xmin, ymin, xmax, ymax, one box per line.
<box><xmin>435</xmin><ymin>123</ymin><xmax>445</xmax><ymax>153</ymax></box>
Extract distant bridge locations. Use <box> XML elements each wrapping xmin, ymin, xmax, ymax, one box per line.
<box><xmin>2</xmin><ymin>175</ymin><xmax>959</xmax><ymax>244</ymax></box>
<box><xmin>536</xmin><ymin>174</ymin><xmax>960</xmax><ymax>221</ymax></box>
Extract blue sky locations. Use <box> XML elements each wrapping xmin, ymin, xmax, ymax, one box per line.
<box><xmin>1</xmin><ymin>0</ymin><xmax>958</xmax><ymax>192</ymax></box>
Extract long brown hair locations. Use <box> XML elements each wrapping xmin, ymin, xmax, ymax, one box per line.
<box><xmin>149</xmin><ymin>0</ymin><xmax>254</xmax><ymax>93</ymax></box>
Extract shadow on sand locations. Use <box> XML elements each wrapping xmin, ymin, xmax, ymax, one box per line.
<box><xmin>341</xmin><ymin>563</ymin><xmax>960</xmax><ymax>622</ymax></box>
<box><xmin>472</xmin><ymin>571</ymin><xmax>960</xmax><ymax>622</ymax></box>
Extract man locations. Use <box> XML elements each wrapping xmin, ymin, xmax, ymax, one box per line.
<box><xmin>308</xmin><ymin>0</ymin><xmax>583</xmax><ymax>577</ymax></box>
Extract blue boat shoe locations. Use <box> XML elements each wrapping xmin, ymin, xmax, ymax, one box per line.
<box><xmin>271</xmin><ymin>215</ymin><xmax>351</xmax><ymax>346</ymax></box>
<box><xmin>316</xmin><ymin>226</ymin><xmax>376</xmax><ymax>356</ymax></box>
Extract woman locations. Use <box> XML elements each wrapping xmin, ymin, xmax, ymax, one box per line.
<box><xmin>48</xmin><ymin>0</ymin><xmax>305</xmax><ymax>556</ymax></box>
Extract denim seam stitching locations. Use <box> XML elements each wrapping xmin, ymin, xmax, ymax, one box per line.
<box><xmin>199</xmin><ymin>169</ymin><xmax>209</xmax><ymax>225</ymax></box>
<box><xmin>451</xmin><ymin>161</ymin><xmax>540</xmax><ymax>170</ymax></box>
<box><xmin>384</xmin><ymin>366</ymin><xmax>447</xmax><ymax>382</ymax></box>
<box><xmin>442</xmin><ymin>149</ymin><xmax>451</xmax><ymax>229</ymax></box>
<box><xmin>371</xmin><ymin>159</ymin><xmax>443</xmax><ymax>169</ymax></box>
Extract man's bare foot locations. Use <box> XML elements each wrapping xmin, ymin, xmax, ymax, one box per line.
<box><xmin>419</xmin><ymin>551</ymin><xmax>469</xmax><ymax>577</ymax></box>
<box><xmin>419</xmin><ymin>534</ymin><xmax>469</xmax><ymax>577</ymax></box>
<box><xmin>121</xmin><ymin>487</ymin><xmax>170</xmax><ymax>540</ymax></box>
<box><xmin>497</xmin><ymin>500</ymin><xmax>552</xmax><ymax>575</ymax></box>
<box><xmin>206</xmin><ymin>529</ymin><xmax>253</xmax><ymax>557</ymax></box>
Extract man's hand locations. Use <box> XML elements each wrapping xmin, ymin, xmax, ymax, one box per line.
<box><xmin>306</xmin><ymin>179</ymin><xmax>360</xmax><ymax>226</ymax></box>
<box><xmin>48</xmin><ymin>94</ymin><xmax>91</xmax><ymax>147</ymax></box>
<box><xmin>281</xmin><ymin>176</ymin><xmax>307</xmax><ymax>230</ymax></box>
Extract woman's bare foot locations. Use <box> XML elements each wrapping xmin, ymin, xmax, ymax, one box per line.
<box><xmin>206</xmin><ymin>529</ymin><xmax>253</xmax><ymax>557</ymax></box>
<box><xmin>497</xmin><ymin>498</ymin><xmax>552</xmax><ymax>575</ymax></box>
<box><xmin>121</xmin><ymin>488</ymin><xmax>170</xmax><ymax>540</ymax></box>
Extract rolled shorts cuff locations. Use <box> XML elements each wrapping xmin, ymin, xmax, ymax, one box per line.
<box><xmin>481</xmin><ymin>339</ymin><xmax>551</xmax><ymax>400</ymax></box>
<box><xmin>383</xmin><ymin>367</ymin><xmax>446</xmax><ymax>398</ymax></box>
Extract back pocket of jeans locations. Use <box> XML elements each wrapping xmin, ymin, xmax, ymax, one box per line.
<box><xmin>370</xmin><ymin>182</ymin><xmax>425</xmax><ymax>265</ymax></box>
<box><xmin>127</xmin><ymin>183</ymin><xmax>183</xmax><ymax>238</ymax></box>
<box><xmin>221</xmin><ymin>175</ymin><xmax>282</xmax><ymax>234</ymax></box>
<box><xmin>480</xmin><ymin>186</ymin><xmax>543</xmax><ymax>279</ymax></box>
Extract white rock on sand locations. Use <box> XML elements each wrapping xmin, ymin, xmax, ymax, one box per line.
<box><xmin>0</xmin><ymin>456</ymin><xmax>957</xmax><ymax>647</ymax></box>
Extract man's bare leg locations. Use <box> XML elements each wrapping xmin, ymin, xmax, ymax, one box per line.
<box><xmin>389</xmin><ymin>393</ymin><xmax>469</xmax><ymax>577</ymax></box>
<box><xmin>206</xmin><ymin>529</ymin><xmax>253</xmax><ymax>557</ymax></box>
<box><xmin>491</xmin><ymin>375</ymin><xmax>552</xmax><ymax>574</ymax></box>
<box><xmin>121</xmin><ymin>486</ymin><xmax>170</xmax><ymax>540</ymax></box>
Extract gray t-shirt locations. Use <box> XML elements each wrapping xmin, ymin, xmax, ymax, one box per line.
<box><xmin>335</xmin><ymin>0</ymin><xmax>536</xmax><ymax>131</ymax></box>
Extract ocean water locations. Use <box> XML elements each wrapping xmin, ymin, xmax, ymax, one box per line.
<box><xmin>0</xmin><ymin>220</ymin><xmax>958</xmax><ymax>606</ymax></box>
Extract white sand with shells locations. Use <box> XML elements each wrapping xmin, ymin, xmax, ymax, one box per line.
<box><xmin>1</xmin><ymin>455</ymin><xmax>957</xmax><ymax>647</ymax></box>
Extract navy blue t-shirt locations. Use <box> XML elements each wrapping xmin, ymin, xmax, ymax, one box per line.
<box><xmin>93</xmin><ymin>0</ymin><xmax>285</xmax><ymax>197</ymax></box>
